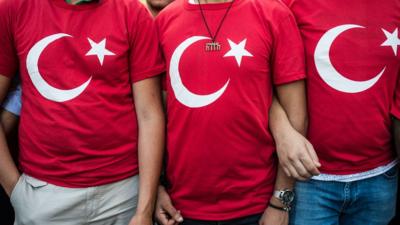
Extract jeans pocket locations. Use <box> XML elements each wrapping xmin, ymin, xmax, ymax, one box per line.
<box><xmin>383</xmin><ymin>166</ymin><xmax>398</xmax><ymax>179</ymax></box>
<box><xmin>24</xmin><ymin>175</ymin><xmax>48</xmax><ymax>188</ymax></box>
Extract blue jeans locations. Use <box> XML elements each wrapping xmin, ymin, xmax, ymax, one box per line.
<box><xmin>182</xmin><ymin>214</ymin><xmax>262</xmax><ymax>225</ymax></box>
<box><xmin>290</xmin><ymin>166</ymin><xmax>398</xmax><ymax>225</ymax></box>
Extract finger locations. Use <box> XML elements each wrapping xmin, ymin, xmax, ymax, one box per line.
<box><xmin>164</xmin><ymin>203</ymin><xmax>184</xmax><ymax>223</ymax></box>
<box><xmin>292</xmin><ymin>160</ymin><xmax>312</xmax><ymax>179</ymax></box>
<box><xmin>305</xmin><ymin>142</ymin><xmax>321</xmax><ymax>167</ymax></box>
<box><xmin>299</xmin><ymin>150</ymin><xmax>320</xmax><ymax>176</ymax></box>
<box><xmin>282</xmin><ymin>165</ymin><xmax>292</xmax><ymax>177</ymax></box>
<box><xmin>156</xmin><ymin>209</ymin><xmax>170</xmax><ymax>225</ymax></box>
<box><xmin>286</xmin><ymin>163</ymin><xmax>306</xmax><ymax>181</ymax></box>
<box><xmin>167</xmin><ymin>219</ymin><xmax>178</xmax><ymax>225</ymax></box>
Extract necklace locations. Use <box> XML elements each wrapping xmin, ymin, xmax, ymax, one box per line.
<box><xmin>197</xmin><ymin>0</ymin><xmax>235</xmax><ymax>52</ymax></box>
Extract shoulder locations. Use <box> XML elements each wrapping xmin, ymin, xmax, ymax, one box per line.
<box><xmin>155</xmin><ymin>0</ymin><xmax>184</xmax><ymax>30</ymax></box>
<box><xmin>248</xmin><ymin>0</ymin><xmax>293</xmax><ymax>18</ymax></box>
<box><xmin>156</xmin><ymin>0</ymin><xmax>183</xmax><ymax>20</ymax></box>
<box><xmin>112</xmin><ymin>0</ymin><xmax>152</xmax><ymax>17</ymax></box>
<box><xmin>0</xmin><ymin>0</ymin><xmax>20</xmax><ymax>28</ymax></box>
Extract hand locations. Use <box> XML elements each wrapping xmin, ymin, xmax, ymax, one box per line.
<box><xmin>155</xmin><ymin>185</ymin><xmax>184</xmax><ymax>225</ymax></box>
<box><xmin>275</xmin><ymin>128</ymin><xmax>321</xmax><ymax>181</ymax></box>
<box><xmin>259</xmin><ymin>203</ymin><xmax>288</xmax><ymax>225</ymax></box>
<box><xmin>128</xmin><ymin>213</ymin><xmax>153</xmax><ymax>225</ymax></box>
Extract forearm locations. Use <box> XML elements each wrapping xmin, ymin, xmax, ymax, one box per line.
<box><xmin>0</xmin><ymin>127</ymin><xmax>19</xmax><ymax>195</ymax></box>
<box><xmin>270</xmin><ymin>97</ymin><xmax>300</xmax><ymax>145</ymax></box>
<box><xmin>274</xmin><ymin>80</ymin><xmax>308</xmax><ymax>135</ymax></box>
<box><xmin>1</xmin><ymin>110</ymin><xmax>19</xmax><ymax>136</ymax></box>
<box><xmin>0</xmin><ymin>77</ymin><xmax>18</xmax><ymax>196</ymax></box>
<box><xmin>136</xmin><ymin>114</ymin><xmax>165</xmax><ymax>216</ymax></box>
<box><xmin>270</xmin><ymin>80</ymin><xmax>308</xmax><ymax>189</ymax></box>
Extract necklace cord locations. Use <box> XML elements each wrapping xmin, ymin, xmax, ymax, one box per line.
<box><xmin>198</xmin><ymin>0</ymin><xmax>235</xmax><ymax>43</ymax></box>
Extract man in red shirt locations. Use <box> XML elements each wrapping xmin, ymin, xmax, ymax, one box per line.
<box><xmin>271</xmin><ymin>0</ymin><xmax>400</xmax><ymax>224</ymax></box>
<box><xmin>0</xmin><ymin>0</ymin><xmax>165</xmax><ymax>224</ymax></box>
<box><xmin>154</xmin><ymin>0</ymin><xmax>309</xmax><ymax>224</ymax></box>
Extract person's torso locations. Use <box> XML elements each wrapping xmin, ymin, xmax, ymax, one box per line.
<box><xmin>12</xmin><ymin>0</ymin><xmax>141</xmax><ymax>187</ymax></box>
<box><xmin>157</xmin><ymin>0</ymin><xmax>298</xmax><ymax>220</ymax></box>
<box><xmin>285</xmin><ymin>0</ymin><xmax>400</xmax><ymax>174</ymax></box>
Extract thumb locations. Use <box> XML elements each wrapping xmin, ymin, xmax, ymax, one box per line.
<box><xmin>306</xmin><ymin>142</ymin><xmax>321</xmax><ymax>167</ymax></box>
<box><xmin>163</xmin><ymin>201</ymin><xmax>183</xmax><ymax>223</ymax></box>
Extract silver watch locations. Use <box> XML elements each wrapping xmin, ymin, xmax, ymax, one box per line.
<box><xmin>273</xmin><ymin>189</ymin><xmax>295</xmax><ymax>206</ymax></box>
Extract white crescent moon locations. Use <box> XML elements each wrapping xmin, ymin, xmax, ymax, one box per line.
<box><xmin>170</xmin><ymin>36</ymin><xmax>230</xmax><ymax>108</ymax></box>
<box><xmin>26</xmin><ymin>33</ymin><xmax>92</xmax><ymax>102</ymax></box>
<box><xmin>314</xmin><ymin>24</ymin><xmax>385</xmax><ymax>93</ymax></box>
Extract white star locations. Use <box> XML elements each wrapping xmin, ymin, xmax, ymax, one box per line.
<box><xmin>381</xmin><ymin>28</ymin><xmax>400</xmax><ymax>56</ymax></box>
<box><xmin>86</xmin><ymin>38</ymin><xmax>115</xmax><ymax>65</ymax></box>
<box><xmin>223</xmin><ymin>39</ymin><xmax>253</xmax><ymax>67</ymax></box>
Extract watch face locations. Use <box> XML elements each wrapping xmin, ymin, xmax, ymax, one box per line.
<box><xmin>281</xmin><ymin>191</ymin><xmax>295</xmax><ymax>204</ymax></box>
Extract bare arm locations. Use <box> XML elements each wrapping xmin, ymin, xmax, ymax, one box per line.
<box><xmin>0</xmin><ymin>76</ymin><xmax>19</xmax><ymax>196</ymax></box>
<box><xmin>129</xmin><ymin>76</ymin><xmax>165</xmax><ymax>225</ymax></box>
<box><xmin>269</xmin><ymin>82</ymin><xmax>320</xmax><ymax>180</ymax></box>
<box><xmin>260</xmin><ymin>80</ymin><xmax>308</xmax><ymax>225</ymax></box>
<box><xmin>1</xmin><ymin>110</ymin><xmax>19</xmax><ymax>136</ymax></box>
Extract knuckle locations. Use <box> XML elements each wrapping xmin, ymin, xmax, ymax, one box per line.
<box><xmin>288</xmin><ymin>155</ymin><xmax>297</xmax><ymax>161</ymax></box>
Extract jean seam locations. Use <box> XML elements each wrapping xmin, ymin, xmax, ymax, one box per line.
<box><xmin>340</xmin><ymin>183</ymin><xmax>350</xmax><ymax>212</ymax></box>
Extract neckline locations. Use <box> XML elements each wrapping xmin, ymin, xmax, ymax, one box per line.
<box><xmin>51</xmin><ymin>0</ymin><xmax>106</xmax><ymax>10</ymax></box>
<box><xmin>184</xmin><ymin>0</ymin><xmax>243</xmax><ymax>10</ymax></box>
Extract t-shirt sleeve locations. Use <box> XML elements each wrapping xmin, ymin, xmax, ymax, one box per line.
<box><xmin>128</xmin><ymin>3</ymin><xmax>165</xmax><ymax>83</ymax></box>
<box><xmin>271</xmin><ymin>11</ymin><xmax>306</xmax><ymax>85</ymax></box>
<box><xmin>0</xmin><ymin>0</ymin><xmax>18</xmax><ymax>78</ymax></box>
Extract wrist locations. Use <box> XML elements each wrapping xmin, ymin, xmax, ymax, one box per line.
<box><xmin>268</xmin><ymin>202</ymin><xmax>290</xmax><ymax>213</ymax></box>
<box><xmin>135</xmin><ymin>205</ymin><xmax>154</xmax><ymax>218</ymax></box>
<box><xmin>273</xmin><ymin>126</ymin><xmax>296</xmax><ymax>146</ymax></box>
<box><xmin>270</xmin><ymin>196</ymin><xmax>285</xmax><ymax>207</ymax></box>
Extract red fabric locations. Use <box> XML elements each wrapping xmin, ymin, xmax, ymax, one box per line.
<box><xmin>0</xmin><ymin>0</ymin><xmax>164</xmax><ymax>187</ymax></box>
<box><xmin>157</xmin><ymin>0</ymin><xmax>305</xmax><ymax>220</ymax></box>
<box><xmin>284</xmin><ymin>0</ymin><xmax>399</xmax><ymax>174</ymax></box>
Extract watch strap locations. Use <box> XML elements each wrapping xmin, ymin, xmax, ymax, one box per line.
<box><xmin>269</xmin><ymin>202</ymin><xmax>290</xmax><ymax>212</ymax></box>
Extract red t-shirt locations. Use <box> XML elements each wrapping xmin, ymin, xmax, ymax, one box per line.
<box><xmin>282</xmin><ymin>0</ymin><xmax>400</xmax><ymax>174</ymax></box>
<box><xmin>0</xmin><ymin>0</ymin><xmax>164</xmax><ymax>187</ymax></box>
<box><xmin>157</xmin><ymin>0</ymin><xmax>305</xmax><ymax>220</ymax></box>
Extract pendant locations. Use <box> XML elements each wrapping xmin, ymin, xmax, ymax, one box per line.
<box><xmin>205</xmin><ymin>42</ymin><xmax>221</xmax><ymax>52</ymax></box>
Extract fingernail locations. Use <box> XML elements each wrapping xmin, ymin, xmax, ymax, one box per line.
<box><xmin>176</xmin><ymin>210</ymin><xmax>184</xmax><ymax>222</ymax></box>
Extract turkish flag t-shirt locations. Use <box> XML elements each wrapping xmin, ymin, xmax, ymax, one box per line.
<box><xmin>0</xmin><ymin>0</ymin><xmax>164</xmax><ymax>187</ymax></box>
<box><xmin>157</xmin><ymin>0</ymin><xmax>306</xmax><ymax>220</ymax></box>
<box><xmin>282</xmin><ymin>0</ymin><xmax>400</xmax><ymax>174</ymax></box>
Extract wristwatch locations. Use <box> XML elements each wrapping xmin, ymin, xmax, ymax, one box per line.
<box><xmin>273</xmin><ymin>189</ymin><xmax>295</xmax><ymax>206</ymax></box>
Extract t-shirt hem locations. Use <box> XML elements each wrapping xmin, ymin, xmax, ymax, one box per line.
<box><xmin>21</xmin><ymin>169</ymin><xmax>139</xmax><ymax>188</ymax></box>
<box><xmin>274</xmin><ymin>72</ymin><xmax>306</xmax><ymax>85</ymax></box>
<box><xmin>181</xmin><ymin>205</ymin><xmax>266</xmax><ymax>221</ymax></box>
<box><xmin>319</xmin><ymin>156</ymin><xmax>395</xmax><ymax>175</ymax></box>
<box><xmin>0</xmin><ymin>69</ymin><xmax>15</xmax><ymax>78</ymax></box>
<box><xmin>131</xmin><ymin>65</ymin><xmax>165</xmax><ymax>83</ymax></box>
<box><xmin>391</xmin><ymin>108</ymin><xmax>400</xmax><ymax>120</ymax></box>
